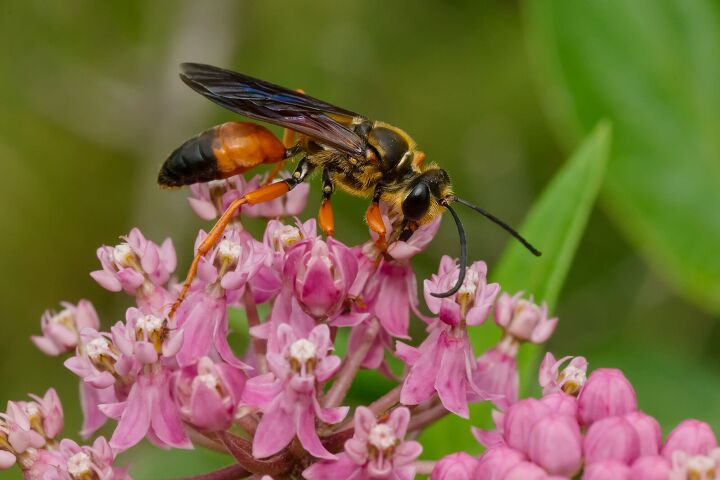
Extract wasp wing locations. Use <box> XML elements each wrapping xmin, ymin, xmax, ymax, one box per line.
<box><xmin>180</xmin><ymin>63</ymin><xmax>366</xmax><ymax>156</ymax></box>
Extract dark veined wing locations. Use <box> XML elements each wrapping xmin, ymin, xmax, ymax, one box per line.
<box><xmin>180</xmin><ymin>63</ymin><xmax>367</xmax><ymax>156</ymax></box>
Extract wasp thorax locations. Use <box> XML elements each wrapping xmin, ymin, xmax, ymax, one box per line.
<box><xmin>112</xmin><ymin>243</ymin><xmax>137</xmax><ymax>269</ymax></box>
<box><xmin>368</xmin><ymin>126</ymin><xmax>409</xmax><ymax>171</ymax></box>
<box><xmin>368</xmin><ymin>423</ymin><xmax>398</xmax><ymax>458</ymax></box>
<box><xmin>288</xmin><ymin>339</ymin><xmax>317</xmax><ymax>375</ymax></box>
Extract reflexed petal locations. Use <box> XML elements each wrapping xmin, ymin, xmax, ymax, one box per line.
<box><xmin>109</xmin><ymin>382</ymin><xmax>151</xmax><ymax>450</ymax></box>
<box><xmin>435</xmin><ymin>342</ymin><xmax>470</xmax><ymax>418</ymax></box>
<box><xmin>252</xmin><ymin>401</ymin><xmax>296</xmax><ymax>458</ymax></box>
<box><xmin>296</xmin><ymin>405</ymin><xmax>335</xmax><ymax>460</ymax></box>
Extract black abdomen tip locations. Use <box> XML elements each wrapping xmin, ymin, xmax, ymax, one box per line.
<box><xmin>158</xmin><ymin>130</ymin><xmax>220</xmax><ymax>187</ymax></box>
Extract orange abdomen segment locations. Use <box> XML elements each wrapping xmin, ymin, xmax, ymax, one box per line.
<box><xmin>213</xmin><ymin>122</ymin><xmax>285</xmax><ymax>177</ymax></box>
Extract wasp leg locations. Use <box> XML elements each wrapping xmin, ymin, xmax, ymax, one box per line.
<box><xmin>366</xmin><ymin>186</ymin><xmax>387</xmax><ymax>252</ymax></box>
<box><xmin>319</xmin><ymin>169</ymin><xmax>335</xmax><ymax>237</ymax></box>
<box><xmin>169</xmin><ymin>158</ymin><xmax>314</xmax><ymax>318</ymax></box>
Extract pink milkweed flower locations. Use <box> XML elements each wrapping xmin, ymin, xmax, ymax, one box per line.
<box><xmin>284</xmin><ymin>237</ymin><xmax>358</xmax><ymax>319</ymax></box>
<box><xmin>503</xmin><ymin>461</ymin><xmax>548</xmax><ymax>480</ymax></box>
<box><xmin>18</xmin><ymin>389</ymin><xmax>64</xmax><ymax>442</ymax></box>
<box><xmin>494</xmin><ymin>292</ymin><xmax>558</xmax><ymax>344</ymax></box>
<box><xmin>90</xmin><ymin>228</ymin><xmax>176</xmax><ymax>311</ymax></box>
<box><xmin>623</xmin><ymin>411</ymin><xmax>662</xmax><ymax>457</ymax></box>
<box><xmin>423</xmin><ymin>256</ymin><xmax>499</xmax><ymax>328</ymax></box>
<box><xmin>174</xmin><ymin>356</ymin><xmax>246</xmax><ymax>432</ymax></box>
<box><xmin>431</xmin><ymin>452</ymin><xmax>480</xmax><ymax>480</ymax></box>
<box><xmin>630</xmin><ymin>456</ymin><xmax>670</xmax><ymax>480</ymax></box>
<box><xmin>302</xmin><ymin>406</ymin><xmax>422</xmax><ymax>480</ymax></box>
<box><xmin>111</xmin><ymin>308</ymin><xmax>183</xmax><ymax>366</ymax></box>
<box><xmin>662</xmin><ymin>419</ymin><xmax>719</xmax><ymax>461</ymax></box>
<box><xmin>32</xmin><ymin>300</ymin><xmax>100</xmax><ymax>356</ymax></box>
<box><xmin>243</xmin><ymin>324</ymin><xmax>347</xmax><ymax>459</ymax></box>
<box><xmin>473</xmin><ymin>339</ymin><xmax>519</xmax><ymax>409</ymax></box>
<box><xmin>527</xmin><ymin>413</ymin><xmax>582</xmax><ymax>476</ymax></box>
<box><xmin>175</xmin><ymin>229</ymin><xmax>266</xmax><ymax>368</ymax></box>
<box><xmin>102</xmin><ymin>364</ymin><xmax>190</xmax><ymax>451</ymax></box>
<box><xmin>502</xmin><ymin>398</ymin><xmax>551</xmax><ymax>455</ymax></box>
<box><xmin>583</xmin><ymin>416</ymin><xmax>640</xmax><ymax>465</ymax></box>
<box><xmin>252</xmin><ymin>218</ymin><xmax>319</xmax><ymax>304</ymax></box>
<box><xmin>577</xmin><ymin>368</ymin><xmax>637</xmax><ymax>426</ymax></box>
<box><xmin>540</xmin><ymin>392</ymin><xmax>578</xmax><ymax>417</ymax></box>
<box><xmin>582</xmin><ymin>460</ymin><xmax>632</xmax><ymax>480</ymax></box>
<box><xmin>475</xmin><ymin>446</ymin><xmax>526</xmax><ymax>480</ymax></box>
<box><xmin>46</xmin><ymin>437</ymin><xmax>130</xmax><ymax>480</ymax></box>
<box><xmin>360</xmin><ymin>212</ymin><xmax>441</xmax><ymax>338</ymax></box>
<box><xmin>103</xmin><ymin>310</ymin><xmax>189</xmax><ymax>451</ymax></box>
<box><xmin>669</xmin><ymin>448</ymin><xmax>720</xmax><ymax>480</ymax></box>
<box><xmin>538</xmin><ymin>352</ymin><xmax>587</xmax><ymax>396</ymax></box>
<box><xmin>398</xmin><ymin>257</ymin><xmax>498</xmax><ymax>417</ymax></box>
<box><xmin>0</xmin><ymin>402</ymin><xmax>46</xmax><ymax>471</ymax></box>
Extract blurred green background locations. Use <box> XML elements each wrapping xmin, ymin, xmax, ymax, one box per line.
<box><xmin>2</xmin><ymin>0</ymin><xmax>719</xmax><ymax>477</ymax></box>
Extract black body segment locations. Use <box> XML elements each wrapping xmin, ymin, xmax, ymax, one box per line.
<box><xmin>158</xmin><ymin>129</ymin><xmax>219</xmax><ymax>187</ymax></box>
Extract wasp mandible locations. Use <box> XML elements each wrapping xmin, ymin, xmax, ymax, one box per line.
<box><xmin>159</xmin><ymin>63</ymin><xmax>541</xmax><ymax>317</ymax></box>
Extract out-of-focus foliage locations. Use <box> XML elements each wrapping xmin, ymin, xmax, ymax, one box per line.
<box><xmin>422</xmin><ymin>122</ymin><xmax>610</xmax><ymax>458</ymax></box>
<box><xmin>1</xmin><ymin>0</ymin><xmax>719</xmax><ymax>478</ymax></box>
<box><xmin>527</xmin><ymin>0</ymin><xmax>720</xmax><ymax>314</ymax></box>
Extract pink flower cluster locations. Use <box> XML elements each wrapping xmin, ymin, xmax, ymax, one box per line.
<box><xmin>448</xmin><ymin>353</ymin><xmax>720</xmax><ymax>479</ymax></box>
<box><xmin>6</xmin><ymin>171</ymin><xmax>715</xmax><ymax>479</ymax></box>
<box><xmin>0</xmin><ymin>389</ymin><xmax>127</xmax><ymax>479</ymax></box>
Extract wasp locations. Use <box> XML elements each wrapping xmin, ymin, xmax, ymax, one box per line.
<box><xmin>159</xmin><ymin>63</ymin><xmax>540</xmax><ymax>316</ymax></box>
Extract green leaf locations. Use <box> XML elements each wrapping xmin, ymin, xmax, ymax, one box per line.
<box><xmin>420</xmin><ymin>122</ymin><xmax>610</xmax><ymax>458</ymax></box>
<box><xmin>525</xmin><ymin>0</ymin><xmax>720</xmax><ymax>314</ymax></box>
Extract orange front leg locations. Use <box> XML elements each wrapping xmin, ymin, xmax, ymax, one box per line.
<box><xmin>365</xmin><ymin>202</ymin><xmax>387</xmax><ymax>252</ymax></box>
<box><xmin>318</xmin><ymin>169</ymin><xmax>335</xmax><ymax>237</ymax></box>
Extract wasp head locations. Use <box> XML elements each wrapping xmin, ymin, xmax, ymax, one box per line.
<box><xmin>401</xmin><ymin>168</ymin><xmax>452</xmax><ymax>226</ymax></box>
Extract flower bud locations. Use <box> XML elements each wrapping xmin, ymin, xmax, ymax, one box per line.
<box><xmin>503</xmin><ymin>398</ymin><xmax>551</xmax><ymax>454</ymax></box>
<box><xmin>475</xmin><ymin>447</ymin><xmax>525</xmax><ymax>480</ymax></box>
<box><xmin>527</xmin><ymin>413</ymin><xmax>582</xmax><ymax>476</ymax></box>
<box><xmin>662</xmin><ymin>419</ymin><xmax>718</xmax><ymax>461</ymax></box>
<box><xmin>540</xmin><ymin>392</ymin><xmax>578</xmax><ymax>417</ymax></box>
<box><xmin>503</xmin><ymin>461</ymin><xmax>548</xmax><ymax>480</ymax></box>
<box><xmin>284</xmin><ymin>237</ymin><xmax>357</xmax><ymax>318</ymax></box>
<box><xmin>623</xmin><ymin>411</ymin><xmax>661</xmax><ymax>457</ymax></box>
<box><xmin>494</xmin><ymin>292</ymin><xmax>558</xmax><ymax>344</ymax></box>
<box><xmin>577</xmin><ymin>368</ymin><xmax>637</xmax><ymax>426</ymax></box>
<box><xmin>630</xmin><ymin>455</ymin><xmax>670</xmax><ymax>480</ymax></box>
<box><xmin>174</xmin><ymin>357</ymin><xmax>246</xmax><ymax>431</ymax></box>
<box><xmin>431</xmin><ymin>452</ymin><xmax>479</xmax><ymax>480</ymax></box>
<box><xmin>584</xmin><ymin>416</ymin><xmax>640</xmax><ymax>465</ymax></box>
<box><xmin>582</xmin><ymin>460</ymin><xmax>632</xmax><ymax>480</ymax></box>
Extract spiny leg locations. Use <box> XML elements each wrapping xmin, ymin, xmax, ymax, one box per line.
<box><xmin>169</xmin><ymin>158</ymin><xmax>314</xmax><ymax>318</ymax></box>
<box><xmin>319</xmin><ymin>169</ymin><xmax>335</xmax><ymax>237</ymax></box>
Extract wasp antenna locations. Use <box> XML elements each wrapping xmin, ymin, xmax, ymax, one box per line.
<box><xmin>431</xmin><ymin>203</ymin><xmax>468</xmax><ymax>298</ymax></box>
<box><xmin>452</xmin><ymin>196</ymin><xmax>542</xmax><ymax>257</ymax></box>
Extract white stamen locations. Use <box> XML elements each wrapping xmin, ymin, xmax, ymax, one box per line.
<box><xmin>685</xmin><ymin>455</ymin><xmax>717</xmax><ymax>478</ymax></box>
<box><xmin>86</xmin><ymin>337</ymin><xmax>112</xmax><ymax>358</ymax></box>
<box><xmin>50</xmin><ymin>308</ymin><xmax>74</xmax><ymax>327</ymax></box>
<box><xmin>273</xmin><ymin>225</ymin><xmax>302</xmax><ymax>250</ymax></box>
<box><xmin>135</xmin><ymin>314</ymin><xmax>164</xmax><ymax>333</ymax></box>
<box><xmin>67</xmin><ymin>451</ymin><xmax>93</xmax><ymax>476</ymax></box>
<box><xmin>112</xmin><ymin>243</ymin><xmax>136</xmax><ymax>268</ymax></box>
<box><xmin>368</xmin><ymin>424</ymin><xmax>397</xmax><ymax>451</ymax></box>
<box><xmin>194</xmin><ymin>373</ymin><xmax>219</xmax><ymax>390</ymax></box>
<box><xmin>217</xmin><ymin>240</ymin><xmax>243</xmax><ymax>264</ymax></box>
<box><xmin>560</xmin><ymin>365</ymin><xmax>587</xmax><ymax>394</ymax></box>
<box><xmin>289</xmin><ymin>339</ymin><xmax>317</xmax><ymax>364</ymax></box>
<box><xmin>458</xmin><ymin>268</ymin><xmax>480</xmax><ymax>298</ymax></box>
<box><xmin>24</xmin><ymin>403</ymin><xmax>40</xmax><ymax>417</ymax></box>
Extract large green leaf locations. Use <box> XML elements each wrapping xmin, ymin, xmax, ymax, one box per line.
<box><xmin>420</xmin><ymin>123</ymin><xmax>610</xmax><ymax>458</ymax></box>
<box><xmin>526</xmin><ymin>0</ymin><xmax>720</xmax><ymax>313</ymax></box>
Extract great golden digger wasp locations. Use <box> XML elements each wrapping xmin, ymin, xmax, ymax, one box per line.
<box><xmin>159</xmin><ymin>63</ymin><xmax>541</xmax><ymax>316</ymax></box>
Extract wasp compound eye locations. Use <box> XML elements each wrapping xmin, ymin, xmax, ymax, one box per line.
<box><xmin>402</xmin><ymin>182</ymin><xmax>431</xmax><ymax>222</ymax></box>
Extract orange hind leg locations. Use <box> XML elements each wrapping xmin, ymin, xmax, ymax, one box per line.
<box><xmin>169</xmin><ymin>159</ymin><xmax>313</xmax><ymax>318</ymax></box>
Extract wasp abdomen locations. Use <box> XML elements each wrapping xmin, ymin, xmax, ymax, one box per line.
<box><xmin>158</xmin><ymin>121</ymin><xmax>285</xmax><ymax>187</ymax></box>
